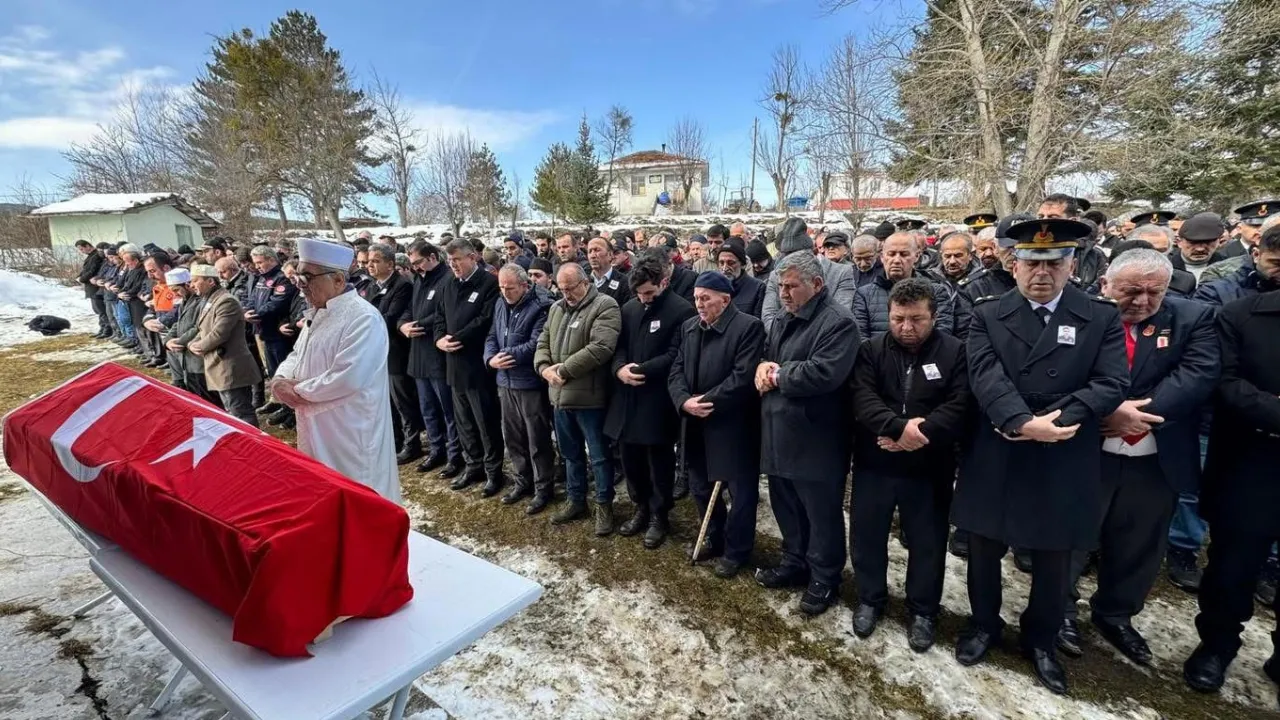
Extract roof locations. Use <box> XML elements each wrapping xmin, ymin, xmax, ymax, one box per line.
<box><xmin>608</xmin><ymin>150</ymin><xmax>707</xmax><ymax>167</ymax></box>
<box><xmin>30</xmin><ymin>193</ymin><xmax>220</xmax><ymax>229</ymax></box>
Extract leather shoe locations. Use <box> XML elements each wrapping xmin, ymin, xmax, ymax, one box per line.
<box><xmin>1093</xmin><ymin>617</ymin><xmax>1152</xmax><ymax>666</ymax></box>
<box><xmin>1024</xmin><ymin>647</ymin><xmax>1068</xmax><ymax>695</ymax></box>
<box><xmin>955</xmin><ymin>627</ymin><xmax>999</xmax><ymax>666</ymax></box>
<box><xmin>480</xmin><ymin>474</ymin><xmax>505</xmax><ymax>498</ymax></box>
<box><xmin>798</xmin><ymin>582</ymin><xmax>838</xmax><ymax>616</ymax></box>
<box><xmin>1013</xmin><ymin>548</ymin><xmax>1033</xmax><ymax>573</ymax></box>
<box><xmin>907</xmin><ymin>614</ymin><xmax>937</xmax><ymax>652</ymax></box>
<box><xmin>618</xmin><ymin>508</ymin><xmax>649</xmax><ymax>537</ymax></box>
<box><xmin>450</xmin><ymin>468</ymin><xmax>483</xmax><ymax>491</ymax></box>
<box><xmin>1056</xmin><ymin>619</ymin><xmax>1084</xmax><ymax>658</ymax></box>
<box><xmin>948</xmin><ymin>529</ymin><xmax>970</xmax><ymax>558</ymax></box>
<box><xmin>713</xmin><ymin>558</ymin><xmax>743</xmax><ymax>578</ymax></box>
<box><xmin>395</xmin><ymin>444</ymin><xmax>423</xmax><ymax>465</ymax></box>
<box><xmin>526</xmin><ymin>494</ymin><xmax>552</xmax><ymax>516</ymax></box>
<box><xmin>688</xmin><ymin>542</ymin><xmax>723</xmax><ymax>563</ymax></box>
<box><xmin>416</xmin><ymin>453</ymin><xmax>447</xmax><ymax>473</ymax></box>
<box><xmin>439</xmin><ymin>462</ymin><xmax>464</xmax><ymax>480</ymax></box>
<box><xmin>642</xmin><ymin>515</ymin><xmax>669</xmax><ymax>550</ymax></box>
<box><xmin>755</xmin><ymin>565</ymin><xmax>810</xmax><ymax>590</ymax></box>
<box><xmin>1183</xmin><ymin>644</ymin><xmax>1227</xmax><ymax>693</ymax></box>
<box><xmin>851</xmin><ymin>603</ymin><xmax>881</xmax><ymax>638</ymax></box>
<box><xmin>501</xmin><ymin>484</ymin><xmax>533</xmax><ymax>505</ymax></box>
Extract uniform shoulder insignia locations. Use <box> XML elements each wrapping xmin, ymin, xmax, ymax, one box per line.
<box><xmin>973</xmin><ymin>295</ymin><xmax>999</xmax><ymax>305</ymax></box>
<box><xmin>959</xmin><ymin>269</ymin><xmax>987</xmax><ymax>287</ymax></box>
<box><xmin>1091</xmin><ymin>295</ymin><xmax>1116</xmax><ymax>304</ymax></box>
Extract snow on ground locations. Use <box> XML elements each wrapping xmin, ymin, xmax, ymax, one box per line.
<box><xmin>0</xmin><ymin>270</ymin><xmax>97</xmax><ymax>348</ymax></box>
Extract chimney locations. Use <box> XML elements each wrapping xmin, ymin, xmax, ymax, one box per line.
<box><xmin>661</xmin><ymin>143</ymin><xmax>667</xmax><ymax>153</ymax></box>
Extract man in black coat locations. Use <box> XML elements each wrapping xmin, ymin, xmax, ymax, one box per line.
<box><xmin>606</xmin><ymin>253</ymin><xmax>696</xmax><ymax>549</ymax></box>
<box><xmin>1056</xmin><ymin>249</ymin><xmax>1219</xmax><ymax>665</ymax></box>
<box><xmin>853</xmin><ymin>231</ymin><xmax>955</xmax><ymax>340</ymax></box>
<box><xmin>756</xmin><ymin>252</ymin><xmax>860</xmax><ymax>616</ymax></box>
<box><xmin>716</xmin><ymin>242</ymin><xmax>765</xmax><ymax>318</ymax></box>
<box><xmin>400</xmin><ymin>240</ymin><xmax>463</xmax><ymax>476</ymax></box>
<box><xmin>586</xmin><ymin>236</ymin><xmax>632</xmax><ymax>307</ymax></box>
<box><xmin>366</xmin><ymin>243</ymin><xmax>423</xmax><ymax>464</ymax></box>
<box><xmin>433</xmin><ymin>238</ymin><xmax>504</xmax><ymax>495</ymax></box>
<box><xmin>74</xmin><ymin>240</ymin><xmax>109</xmax><ymax>337</ymax></box>
<box><xmin>953</xmin><ymin>218</ymin><xmax>1129</xmax><ymax>696</ymax></box>
<box><xmin>927</xmin><ymin>231</ymin><xmax>982</xmax><ymax>292</ymax></box>
<box><xmin>1185</xmin><ymin>225</ymin><xmax>1280</xmax><ymax>696</ymax></box>
<box><xmin>669</xmin><ymin>271</ymin><xmax>765</xmax><ymax>578</ymax></box>
<box><xmin>850</xmin><ymin>277</ymin><xmax>971</xmax><ymax>652</ymax></box>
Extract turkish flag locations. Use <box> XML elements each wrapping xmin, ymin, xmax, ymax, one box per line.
<box><xmin>3</xmin><ymin>363</ymin><xmax>413</xmax><ymax>657</ymax></box>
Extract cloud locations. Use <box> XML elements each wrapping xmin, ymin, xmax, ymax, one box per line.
<box><xmin>408</xmin><ymin>103</ymin><xmax>560</xmax><ymax>152</ymax></box>
<box><xmin>0</xmin><ymin>25</ymin><xmax>173</xmax><ymax>150</ymax></box>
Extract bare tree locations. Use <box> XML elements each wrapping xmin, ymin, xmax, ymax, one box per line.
<box><xmin>509</xmin><ymin>172</ymin><xmax>523</xmax><ymax>228</ymax></box>
<box><xmin>369</xmin><ymin>70</ymin><xmax>418</xmax><ymax>228</ymax></box>
<box><xmin>595</xmin><ymin>105</ymin><xmax>634</xmax><ymax>201</ymax></box>
<box><xmin>757</xmin><ymin>45</ymin><xmax>812</xmax><ymax>215</ymax></box>
<box><xmin>419</xmin><ymin>131</ymin><xmax>474</xmax><ymax>236</ymax></box>
<box><xmin>666</xmin><ymin>116</ymin><xmax>709</xmax><ymax>213</ymax></box>
<box><xmin>63</xmin><ymin>83</ymin><xmax>186</xmax><ymax>196</ymax></box>
<box><xmin>811</xmin><ymin>34</ymin><xmax>890</xmax><ymax>224</ymax></box>
<box><xmin>0</xmin><ymin>176</ymin><xmax>57</xmax><ymax>271</ymax></box>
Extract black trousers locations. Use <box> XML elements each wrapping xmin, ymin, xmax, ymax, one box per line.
<box><xmin>770</xmin><ymin>474</ymin><xmax>847</xmax><ymax>588</ymax></box>
<box><xmin>498</xmin><ymin>386</ymin><xmax>555</xmax><ymax>495</ymax></box>
<box><xmin>967</xmin><ymin>533</ymin><xmax>1072</xmax><ymax>651</ymax></box>
<box><xmin>245</xmin><ymin>328</ymin><xmax>265</xmax><ymax>404</ymax></box>
<box><xmin>687</xmin><ymin>439</ymin><xmax>757</xmax><ymax>564</ymax></box>
<box><xmin>90</xmin><ymin>293</ymin><xmax>109</xmax><ymax>331</ymax></box>
<box><xmin>852</xmin><ymin>469</ymin><xmax>951</xmax><ymax>617</ymax></box>
<box><xmin>453</xmin><ymin>385</ymin><xmax>504</xmax><ymax>476</ymax></box>
<box><xmin>389</xmin><ymin>373</ymin><xmax>424</xmax><ymax>448</ymax></box>
<box><xmin>1196</xmin><ymin>527</ymin><xmax>1280</xmax><ymax>660</ymax></box>
<box><xmin>1066</xmin><ymin>453</ymin><xmax>1176</xmax><ymax>623</ymax></box>
<box><xmin>219</xmin><ymin>386</ymin><xmax>259</xmax><ymax>428</ymax></box>
<box><xmin>621</xmin><ymin>442</ymin><xmax>676</xmax><ymax>516</ymax></box>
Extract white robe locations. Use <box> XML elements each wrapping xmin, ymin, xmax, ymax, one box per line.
<box><xmin>275</xmin><ymin>288</ymin><xmax>400</xmax><ymax>503</ymax></box>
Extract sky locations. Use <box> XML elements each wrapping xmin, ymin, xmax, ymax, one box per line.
<box><xmin>0</xmin><ymin>0</ymin><xmax>908</xmax><ymax>217</ymax></box>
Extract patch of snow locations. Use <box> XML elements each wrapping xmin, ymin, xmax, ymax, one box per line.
<box><xmin>0</xmin><ymin>270</ymin><xmax>97</xmax><ymax>349</ymax></box>
<box><xmin>29</xmin><ymin>193</ymin><xmax>178</xmax><ymax>216</ymax></box>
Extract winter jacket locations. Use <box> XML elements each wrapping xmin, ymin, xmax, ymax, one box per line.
<box><xmin>534</xmin><ymin>284</ymin><xmax>621</xmax><ymax>410</ymax></box>
<box><xmin>164</xmin><ymin>295</ymin><xmax>205</xmax><ymax>376</ymax></box>
<box><xmin>853</xmin><ymin>273</ymin><xmax>955</xmax><ymax>340</ymax></box>
<box><xmin>851</xmin><ymin>260</ymin><xmax>886</xmax><ymax>289</ymax></box>
<box><xmin>669</xmin><ymin>264</ymin><xmax>697</xmax><ymax>304</ymax></box>
<box><xmin>484</xmin><ymin>285</ymin><xmax>552</xmax><ymax>390</ymax></box>
<box><xmin>604</xmin><ymin>290</ymin><xmax>697</xmax><ymax>444</ymax></box>
<box><xmin>1193</xmin><ymin>261</ymin><xmax>1266</xmax><ymax>309</ymax></box>
<box><xmin>760</xmin><ymin>288</ymin><xmax>861</xmax><ymax>482</ymax></box>
<box><xmin>852</xmin><ymin>329</ymin><xmax>971</xmax><ymax>479</ymax></box>
<box><xmin>77</xmin><ymin>251</ymin><xmax>104</xmax><ymax>298</ymax></box>
<box><xmin>432</xmin><ymin>266</ymin><xmax>501</xmax><ymax>391</ymax></box>
<box><xmin>731</xmin><ymin>273</ymin><xmax>765</xmax><ymax>318</ymax></box>
<box><xmin>592</xmin><ymin>268</ymin><xmax>632</xmax><ymax>308</ymax></box>
<box><xmin>365</xmin><ymin>271</ymin><xmax>413</xmax><ymax>375</ymax></box>
<box><xmin>762</xmin><ymin>253</ymin><xmax>858</xmax><ymax>331</ymax></box>
<box><xmin>97</xmin><ymin>262</ymin><xmax>120</xmax><ymax>302</ymax></box>
<box><xmin>400</xmin><ymin>262</ymin><xmax>451</xmax><ymax>379</ymax></box>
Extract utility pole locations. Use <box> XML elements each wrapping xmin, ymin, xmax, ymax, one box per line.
<box><xmin>748</xmin><ymin>117</ymin><xmax>758</xmax><ymax>213</ymax></box>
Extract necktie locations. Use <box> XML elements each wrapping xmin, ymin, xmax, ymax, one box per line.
<box><xmin>1120</xmin><ymin>322</ymin><xmax>1146</xmax><ymax>445</ymax></box>
<box><xmin>1034</xmin><ymin>306</ymin><xmax>1052</xmax><ymax>324</ymax></box>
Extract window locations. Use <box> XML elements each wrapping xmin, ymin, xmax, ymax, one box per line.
<box><xmin>175</xmin><ymin>225</ymin><xmax>193</xmax><ymax>247</ymax></box>
<box><xmin>630</xmin><ymin>175</ymin><xmax>646</xmax><ymax>196</ymax></box>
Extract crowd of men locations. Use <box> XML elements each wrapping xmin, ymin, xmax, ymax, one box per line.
<box><xmin>69</xmin><ymin>197</ymin><xmax>1280</xmax><ymax>700</ymax></box>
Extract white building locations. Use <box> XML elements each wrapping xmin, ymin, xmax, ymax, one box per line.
<box><xmin>600</xmin><ymin>150</ymin><xmax>710</xmax><ymax>216</ymax></box>
<box><xmin>30</xmin><ymin>193</ymin><xmax>219</xmax><ymax>264</ymax></box>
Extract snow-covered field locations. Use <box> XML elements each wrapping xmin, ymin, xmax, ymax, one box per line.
<box><xmin>0</xmin><ymin>270</ymin><xmax>99</xmax><ymax>348</ymax></box>
<box><xmin>0</xmin><ymin>271</ymin><xmax>1276</xmax><ymax>720</ymax></box>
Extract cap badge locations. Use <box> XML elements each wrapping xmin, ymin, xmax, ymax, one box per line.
<box><xmin>1033</xmin><ymin>225</ymin><xmax>1054</xmax><ymax>244</ymax></box>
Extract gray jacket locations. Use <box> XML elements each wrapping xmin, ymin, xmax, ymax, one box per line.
<box><xmin>761</xmin><ymin>253</ymin><xmax>857</xmax><ymax>332</ymax></box>
<box><xmin>164</xmin><ymin>297</ymin><xmax>205</xmax><ymax>376</ymax></box>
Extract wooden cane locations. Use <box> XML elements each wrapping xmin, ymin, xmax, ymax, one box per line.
<box><xmin>691</xmin><ymin>480</ymin><xmax>723</xmax><ymax>565</ymax></box>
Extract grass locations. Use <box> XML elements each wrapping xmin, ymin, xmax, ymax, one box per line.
<box><xmin>1</xmin><ymin>332</ymin><xmax>1275</xmax><ymax>719</ymax></box>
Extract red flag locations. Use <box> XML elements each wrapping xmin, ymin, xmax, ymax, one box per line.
<box><xmin>3</xmin><ymin>363</ymin><xmax>413</xmax><ymax>657</ymax></box>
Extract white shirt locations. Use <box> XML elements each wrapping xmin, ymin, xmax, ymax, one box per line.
<box><xmin>275</xmin><ymin>289</ymin><xmax>399</xmax><ymax>502</ymax></box>
<box><xmin>593</xmin><ymin>268</ymin><xmax>613</xmax><ymax>287</ymax></box>
<box><xmin>1028</xmin><ymin>291</ymin><xmax>1063</xmax><ymax>321</ymax></box>
<box><xmin>1102</xmin><ymin>323</ymin><xmax>1158</xmax><ymax>457</ymax></box>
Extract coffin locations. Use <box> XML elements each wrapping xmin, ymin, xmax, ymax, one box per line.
<box><xmin>2</xmin><ymin>362</ymin><xmax>413</xmax><ymax>657</ymax></box>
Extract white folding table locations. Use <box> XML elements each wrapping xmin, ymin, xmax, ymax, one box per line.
<box><xmin>86</xmin><ymin>530</ymin><xmax>542</xmax><ymax>720</ymax></box>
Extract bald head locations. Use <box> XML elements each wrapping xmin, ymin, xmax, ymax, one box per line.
<box><xmin>214</xmin><ymin>256</ymin><xmax>240</xmax><ymax>282</ymax></box>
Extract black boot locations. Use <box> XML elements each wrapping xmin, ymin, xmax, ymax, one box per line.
<box><xmin>502</xmin><ymin>483</ymin><xmax>533</xmax><ymax>505</ymax></box>
<box><xmin>643</xmin><ymin>514</ymin><xmax>669</xmax><ymax>550</ymax></box>
<box><xmin>396</xmin><ymin>439</ymin><xmax>423</xmax><ymax>465</ymax></box>
<box><xmin>672</xmin><ymin>471</ymin><xmax>689</xmax><ymax>500</ymax></box>
<box><xmin>451</xmin><ymin>467</ymin><xmax>483</xmax><ymax>491</ymax></box>
<box><xmin>526</xmin><ymin>493</ymin><xmax>553</xmax><ymax>516</ymax></box>
<box><xmin>439</xmin><ymin>460</ymin><xmax>465</xmax><ymax>480</ymax></box>
<box><xmin>618</xmin><ymin>508</ymin><xmax>650</xmax><ymax>537</ymax></box>
<box><xmin>481</xmin><ymin>472</ymin><xmax>505</xmax><ymax>498</ymax></box>
<box><xmin>416</xmin><ymin>452</ymin><xmax>447</xmax><ymax>473</ymax></box>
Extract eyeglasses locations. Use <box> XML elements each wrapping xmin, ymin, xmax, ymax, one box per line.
<box><xmin>293</xmin><ymin>270</ymin><xmax>337</xmax><ymax>286</ymax></box>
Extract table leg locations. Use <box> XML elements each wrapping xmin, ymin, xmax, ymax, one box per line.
<box><xmin>71</xmin><ymin>590</ymin><xmax>114</xmax><ymax>618</ymax></box>
<box><xmin>147</xmin><ymin>665</ymin><xmax>189</xmax><ymax>714</ymax></box>
<box><xmin>385</xmin><ymin>686</ymin><xmax>410</xmax><ymax>720</ymax></box>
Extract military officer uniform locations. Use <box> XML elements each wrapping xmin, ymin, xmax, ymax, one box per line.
<box><xmin>953</xmin><ymin>218</ymin><xmax>1129</xmax><ymax>695</ymax></box>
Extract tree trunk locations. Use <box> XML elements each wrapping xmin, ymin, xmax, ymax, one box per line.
<box><xmin>1015</xmin><ymin>0</ymin><xmax>1080</xmax><ymax>211</ymax></box>
<box><xmin>396</xmin><ymin>198</ymin><xmax>409</xmax><ymax>229</ymax></box>
<box><xmin>957</xmin><ymin>0</ymin><xmax>1012</xmax><ymax>216</ymax></box>
<box><xmin>275</xmin><ymin>192</ymin><xmax>288</xmax><ymax>233</ymax></box>
<box><xmin>311</xmin><ymin>199</ymin><xmax>324</xmax><ymax>231</ymax></box>
<box><xmin>773</xmin><ymin>174</ymin><xmax>788</xmax><ymax>217</ymax></box>
<box><xmin>327</xmin><ymin>206</ymin><xmax>345</xmax><ymax>240</ymax></box>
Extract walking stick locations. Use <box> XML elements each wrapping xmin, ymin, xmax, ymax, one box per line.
<box><xmin>691</xmin><ymin>480</ymin><xmax>723</xmax><ymax>566</ymax></box>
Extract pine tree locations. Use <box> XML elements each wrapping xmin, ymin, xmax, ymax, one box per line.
<box><xmin>464</xmin><ymin>144</ymin><xmax>510</xmax><ymax>228</ymax></box>
<box><xmin>530</xmin><ymin>142</ymin><xmax>573</xmax><ymax>225</ymax></box>
<box><xmin>564</xmin><ymin>114</ymin><xmax>613</xmax><ymax>223</ymax></box>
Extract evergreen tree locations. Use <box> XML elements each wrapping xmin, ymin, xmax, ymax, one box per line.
<box><xmin>530</xmin><ymin>142</ymin><xmax>574</xmax><ymax>225</ymax></box>
<box><xmin>465</xmin><ymin>144</ymin><xmax>511</xmax><ymax>228</ymax></box>
<box><xmin>564</xmin><ymin>114</ymin><xmax>613</xmax><ymax>223</ymax></box>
